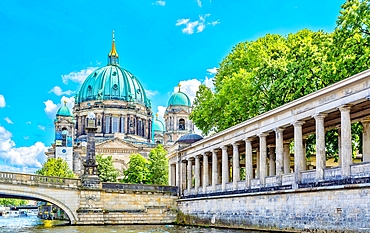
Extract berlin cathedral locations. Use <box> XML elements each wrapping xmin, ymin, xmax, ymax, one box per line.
<box><xmin>45</xmin><ymin>32</ymin><xmax>199</xmax><ymax>176</ymax></box>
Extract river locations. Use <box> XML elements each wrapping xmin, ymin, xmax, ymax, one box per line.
<box><xmin>0</xmin><ymin>216</ymin><xmax>271</xmax><ymax>233</ymax></box>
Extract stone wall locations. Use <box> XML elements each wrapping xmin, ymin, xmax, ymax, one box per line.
<box><xmin>77</xmin><ymin>184</ymin><xmax>178</xmax><ymax>225</ymax></box>
<box><xmin>177</xmin><ymin>184</ymin><xmax>370</xmax><ymax>232</ymax></box>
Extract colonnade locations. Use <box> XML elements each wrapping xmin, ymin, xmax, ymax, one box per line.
<box><xmin>169</xmin><ymin>105</ymin><xmax>370</xmax><ymax>196</ymax></box>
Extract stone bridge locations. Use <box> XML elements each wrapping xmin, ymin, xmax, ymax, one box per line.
<box><xmin>0</xmin><ymin>172</ymin><xmax>178</xmax><ymax>225</ymax></box>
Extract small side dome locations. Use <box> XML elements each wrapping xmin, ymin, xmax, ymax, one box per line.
<box><xmin>177</xmin><ymin>133</ymin><xmax>203</xmax><ymax>144</ymax></box>
<box><xmin>167</xmin><ymin>84</ymin><xmax>191</xmax><ymax>107</ymax></box>
<box><xmin>56</xmin><ymin>102</ymin><xmax>73</xmax><ymax>117</ymax></box>
<box><xmin>153</xmin><ymin>116</ymin><xmax>165</xmax><ymax>132</ymax></box>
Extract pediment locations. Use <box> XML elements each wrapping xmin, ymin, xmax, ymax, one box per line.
<box><xmin>96</xmin><ymin>138</ymin><xmax>138</xmax><ymax>150</ymax></box>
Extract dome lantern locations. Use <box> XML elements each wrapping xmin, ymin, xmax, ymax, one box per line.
<box><xmin>108</xmin><ymin>30</ymin><xmax>119</xmax><ymax>66</ymax></box>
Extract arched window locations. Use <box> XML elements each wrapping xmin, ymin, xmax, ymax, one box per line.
<box><xmin>105</xmin><ymin>116</ymin><xmax>111</xmax><ymax>133</ymax></box>
<box><xmin>179</xmin><ymin>118</ymin><xmax>185</xmax><ymax>130</ymax></box>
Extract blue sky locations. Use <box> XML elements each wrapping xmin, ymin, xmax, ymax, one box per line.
<box><xmin>0</xmin><ymin>0</ymin><xmax>344</xmax><ymax>173</ymax></box>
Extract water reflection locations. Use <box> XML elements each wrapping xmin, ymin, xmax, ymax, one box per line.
<box><xmin>0</xmin><ymin>216</ymin><xmax>269</xmax><ymax>233</ymax></box>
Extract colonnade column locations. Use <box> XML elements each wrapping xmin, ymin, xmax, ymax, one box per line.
<box><xmin>176</xmin><ymin>156</ymin><xmax>180</xmax><ymax>187</ymax></box>
<box><xmin>187</xmin><ymin>158</ymin><xmax>192</xmax><ymax>193</ymax></box>
<box><xmin>268</xmin><ymin>145</ymin><xmax>276</xmax><ymax>176</ymax></box>
<box><xmin>283</xmin><ymin>141</ymin><xmax>291</xmax><ymax>174</ymax></box>
<box><xmin>275</xmin><ymin>128</ymin><xmax>284</xmax><ymax>184</ymax></box>
<box><xmin>362</xmin><ymin>118</ymin><xmax>370</xmax><ymax>162</ymax></box>
<box><xmin>259</xmin><ymin>133</ymin><xmax>268</xmax><ymax>185</ymax></box>
<box><xmin>245</xmin><ymin>138</ymin><xmax>253</xmax><ymax>188</ymax></box>
<box><xmin>202</xmin><ymin>152</ymin><xmax>209</xmax><ymax>193</ymax></box>
<box><xmin>211</xmin><ymin>149</ymin><xmax>218</xmax><ymax>192</ymax></box>
<box><xmin>180</xmin><ymin>160</ymin><xmax>187</xmax><ymax>194</ymax></box>
<box><xmin>221</xmin><ymin>145</ymin><xmax>229</xmax><ymax>191</ymax></box>
<box><xmin>194</xmin><ymin>155</ymin><xmax>200</xmax><ymax>194</ymax></box>
<box><xmin>314</xmin><ymin>114</ymin><xmax>327</xmax><ymax>181</ymax></box>
<box><xmin>170</xmin><ymin>164</ymin><xmax>176</xmax><ymax>186</ymax></box>
<box><xmin>293</xmin><ymin>121</ymin><xmax>305</xmax><ymax>185</ymax></box>
<box><xmin>232</xmin><ymin>142</ymin><xmax>240</xmax><ymax>190</ymax></box>
<box><xmin>339</xmin><ymin>105</ymin><xmax>352</xmax><ymax>178</ymax></box>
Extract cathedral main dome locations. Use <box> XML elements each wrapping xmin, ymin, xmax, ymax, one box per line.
<box><xmin>76</xmin><ymin>65</ymin><xmax>151</xmax><ymax>108</ymax></box>
<box><xmin>75</xmin><ymin>33</ymin><xmax>150</xmax><ymax>108</ymax></box>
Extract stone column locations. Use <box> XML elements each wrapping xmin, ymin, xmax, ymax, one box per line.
<box><xmin>275</xmin><ymin>128</ymin><xmax>284</xmax><ymax>183</ymax></box>
<box><xmin>221</xmin><ymin>145</ymin><xmax>229</xmax><ymax>191</ymax></box>
<box><xmin>245</xmin><ymin>138</ymin><xmax>253</xmax><ymax>188</ymax></box>
<box><xmin>362</xmin><ymin>118</ymin><xmax>370</xmax><ymax>162</ymax></box>
<box><xmin>211</xmin><ymin>149</ymin><xmax>218</xmax><ymax>192</ymax></box>
<box><xmin>259</xmin><ymin>133</ymin><xmax>268</xmax><ymax>185</ymax></box>
<box><xmin>202</xmin><ymin>152</ymin><xmax>209</xmax><ymax>193</ymax></box>
<box><xmin>339</xmin><ymin>105</ymin><xmax>352</xmax><ymax>178</ymax></box>
<box><xmin>170</xmin><ymin>163</ymin><xmax>176</xmax><ymax>186</ymax></box>
<box><xmin>194</xmin><ymin>155</ymin><xmax>201</xmax><ymax>194</ymax></box>
<box><xmin>181</xmin><ymin>160</ymin><xmax>187</xmax><ymax>194</ymax></box>
<box><xmin>338</xmin><ymin>126</ymin><xmax>341</xmax><ymax>167</ymax></box>
<box><xmin>314</xmin><ymin>114</ymin><xmax>327</xmax><ymax>181</ymax></box>
<box><xmin>232</xmin><ymin>142</ymin><xmax>240</xmax><ymax>190</ymax></box>
<box><xmin>176</xmin><ymin>156</ymin><xmax>180</xmax><ymax>187</ymax></box>
<box><xmin>283</xmin><ymin>141</ymin><xmax>290</xmax><ymax>174</ymax></box>
<box><xmin>256</xmin><ymin>148</ymin><xmax>260</xmax><ymax>178</ymax></box>
<box><xmin>187</xmin><ymin>158</ymin><xmax>192</xmax><ymax>194</ymax></box>
<box><xmin>293</xmin><ymin>121</ymin><xmax>305</xmax><ymax>185</ymax></box>
<box><xmin>268</xmin><ymin>145</ymin><xmax>276</xmax><ymax>176</ymax></box>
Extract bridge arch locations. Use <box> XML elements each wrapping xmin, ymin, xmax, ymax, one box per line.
<box><xmin>0</xmin><ymin>187</ymin><xmax>78</xmax><ymax>224</ymax></box>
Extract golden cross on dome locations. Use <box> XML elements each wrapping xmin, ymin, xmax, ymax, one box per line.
<box><xmin>178</xmin><ymin>83</ymin><xmax>181</xmax><ymax>92</ymax></box>
<box><xmin>64</xmin><ymin>100</ymin><xmax>67</xmax><ymax>106</ymax></box>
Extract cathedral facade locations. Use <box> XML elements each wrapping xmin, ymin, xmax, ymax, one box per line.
<box><xmin>46</xmin><ymin>33</ymin><xmax>195</xmax><ymax>175</ymax></box>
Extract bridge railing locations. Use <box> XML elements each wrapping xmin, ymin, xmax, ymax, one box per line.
<box><xmin>0</xmin><ymin>171</ymin><xmax>81</xmax><ymax>188</ymax></box>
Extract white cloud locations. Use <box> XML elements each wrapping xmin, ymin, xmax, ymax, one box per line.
<box><xmin>0</xmin><ymin>95</ymin><xmax>5</xmax><ymax>108</ymax></box>
<box><xmin>176</xmin><ymin>18</ymin><xmax>190</xmax><ymax>26</ymax></box>
<box><xmin>26</xmin><ymin>121</ymin><xmax>32</xmax><ymax>124</ymax></box>
<box><xmin>207</xmin><ymin>67</ymin><xmax>218</xmax><ymax>75</ymax></box>
<box><xmin>145</xmin><ymin>90</ymin><xmax>159</xmax><ymax>98</ymax></box>
<box><xmin>196</xmin><ymin>0</ymin><xmax>202</xmax><ymax>7</ymax></box>
<box><xmin>155</xmin><ymin>0</ymin><xmax>165</xmax><ymax>6</ymax></box>
<box><xmin>0</xmin><ymin>126</ymin><xmax>47</xmax><ymax>173</ymax></box>
<box><xmin>176</xmin><ymin>14</ymin><xmax>218</xmax><ymax>35</ymax></box>
<box><xmin>23</xmin><ymin>136</ymin><xmax>29</xmax><ymax>140</ymax></box>
<box><xmin>44</xmin><ymin>96</ymin><xmax>75</xmax><ymax>119</ymax></box>
<box><xmin>38</xmin><ymin>125</ymin><xmax>45</xmax><ymax>131</ymax></box>
<box><xmin>49</xmin><ymin>86</ymin><xmax>74</xmax><ymax>96</ymax></box>
<box><xmin>4</xmin><ymin>117</ymin><xmax>13</xmax><ymax>124</ymax></box>
<box><xmin>203</xmin><ymin>76</ymin><xmax>215</xmax><ymax>90</ymax></box>
<box><xmin>61</xmin><ymin>67</ymin><xmax>97</xmax><ymax>84</ymax></box>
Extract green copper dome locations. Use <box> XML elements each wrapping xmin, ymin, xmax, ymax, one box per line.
<box><xmin>76</xmin><ymin>66</ymin><xmax>151</xmax><ymax>108</ymax></box>
<box><xmin>168</xmin><ymin>89</ymin><xmax>191</xmax><ymax>107</ymax></box>
<box><xmin>75</xmin><ymin>33</ymin><xmax>151</xmax><ymax>108</ymax></box>
<box><xmin>153</xmin><ymin>117</ymin><xmax>165</xmax><ymax>132</ymax></box>
<box><xmin>56</xmin><ymin>102</ymin><xmax>73</xmax><ymax>117</ymax></box>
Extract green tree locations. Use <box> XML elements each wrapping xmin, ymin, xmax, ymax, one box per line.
<box><xmin>122</xmin><ymin>153</ymin><xmax>150</xmax><ymax>184</ymax></box>
<box><xmin>35</xmin><ymin>158</ymin><xmax>75</xmax><ymax>178</ymax></box>
<box><xmin>96</xmin><ymin>154</ymin><xmax>119</xmax><ymax>182</ymax></box>
<box><xmin>191</xmin><ymin>29</ymin><xmax>334</xmax><ymax>134</ymax></box>
<box><xmin>148</xmin><ymin>145</ymin><xmax>169</xmax><ymax>185</ymax></box>
<box><xmin>0</xmin><ymin>198</ymin><xmax>28</xmax><ymax>207</ymax></box>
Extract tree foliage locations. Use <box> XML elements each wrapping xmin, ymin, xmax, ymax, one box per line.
<box><xmin>191</xmin><ymin>29</ymin><xmax>335</xmax><ymax>134</ymax></box>
<box><xmin>122</xmin><ymin>153</ymin><xmax>150</xmax><ymax>184</ymax></box>
<box><xmin>191</xmin><ymin>0</ymin><xmax>370</xmax><ymax>158</ymax></box>
<box><xmin>35</xmin><ymin>158</ymin><xmax>75</xmax><ymax>178</ymax></box>
<box><xmin>0</xmin><ymin>198</ymin><xmax>28</xmax><ymax>207</ymax></box>
<box><xmin>96</xmin><ymin>154</ymin><xmax>119</xmax><ymax>182</ymax></box>
<box><xmin>148</xmin><ymin>144</ymin><xmax>169</xmax><ymax>185</ymax></box>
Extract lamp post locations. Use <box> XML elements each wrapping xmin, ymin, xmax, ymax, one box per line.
<box><xmin>82</xmin><ymin>112</ymin><xmax>101</xmax><ymax>188</ymax></box>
